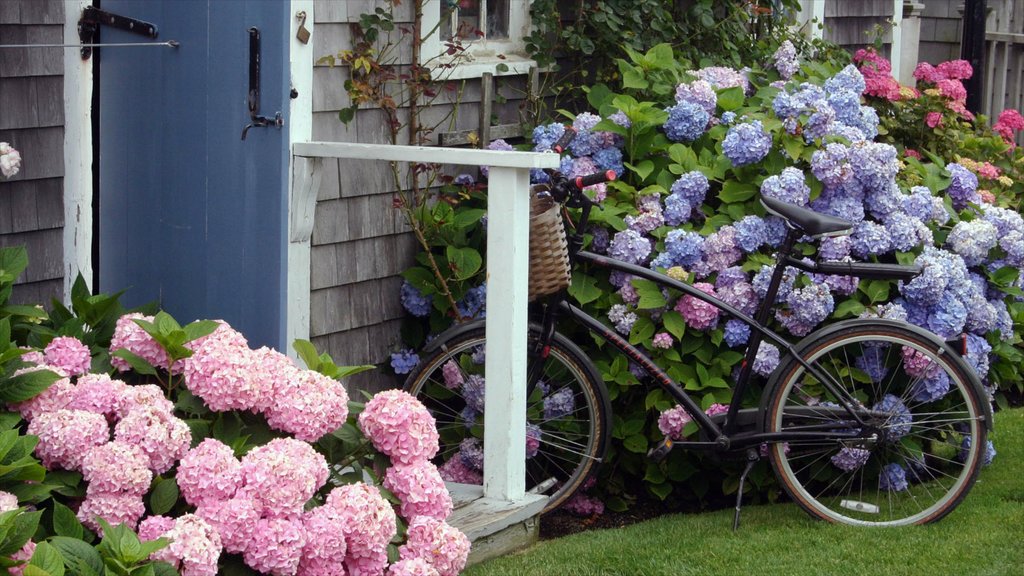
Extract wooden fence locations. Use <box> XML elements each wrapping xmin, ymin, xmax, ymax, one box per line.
<box><xmin>984</xmin><ymin>0</ymin><xmax>1024</xmax><ymax>144</ymax></box>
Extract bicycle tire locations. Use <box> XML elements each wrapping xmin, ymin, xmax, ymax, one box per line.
<box><xmin>763</xmin><ymin>319</ymin><xmax>989</xmax><ymax>526</ymax></box>
<box><xmin>404</xmin><ymin>322</ymin><xmax>611</xmax><ymax>513</ymax></box>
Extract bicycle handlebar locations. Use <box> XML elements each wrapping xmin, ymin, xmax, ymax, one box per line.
<box><xmin>552</xmin><ymin>126</ymin><xmax>578</xmax><ymax>154</ymax></box>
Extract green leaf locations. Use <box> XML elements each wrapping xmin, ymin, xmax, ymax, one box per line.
<box><xmin>719</xmin><ymin>181</ymin><xmax>757</xmax><ymax>203</ymax></box>
<box><xmin>445</xmin><ymin>246</ymin><xmax>482</xmax><ymax>280</ymax></box>
<box><xmin>334</xmin><ymin>365</ymin><xmax>376</xmax><ymax>379</ymax></box>
<box><xmin>109</xmin><ymin>349</ymin><xmax>158</xmax><ymax>377</ymax></box>
<box><xmin>661</xmin><ymin>311</ymin><xmax>686</xmax><ymax>340</ymax></box>
<box><xmin>50</xmin><ymin>537</ymin><xmax>104</xmax><ymax>576</ymax></box>
<box><xmin>862</xmin><ymin>280</ymin><xmax>890</xmax><ymax>303</ymax></box>
<box><xmin>568</xmin><ymin>272</ymin><xmax>601</xmax><ymax>306</ymax></box>
<box><xmin>625</xmin><ymin>160</ymin><xmax>654</xmax><ymax>181</ymax></box>
<box><xmin>623</xmin><ymin>434</ymin><xmax>648</xmax><ymax>453</ymax></box>
<box><xmin>452</xmin><ymin>208</ymin><xmax>486</xmax><ymax>230</ymax></box>
<box><xmin>668</xmin><ymin>144</ymin><xmax>698</xmax><ymax>171</ymax></box>
<box><xmin>632</xmin><ymin>279</ymin><xmax>666</xmax><ymax>309</ymax></box>
<box><xmin>0</xmin><ymin>246</ymin><xmax>29</xmax><ymax>284</ymax></box>
<box><xmin>181</xmin><ymin>320</ymin><xmax>219</xmax><ymax>343</ymax></box>
<box><xmin>0</xmin><ymin>369</ymin><xmax>61</xmax><ymax>403</ymax></box>
<box><xmin>648</xmin><ymin>481</ymin><xmax>673</xmax><ymax>500</ymax></box>
<box><xmin>149</xmin><ymin>478</ymin><xmax>179</xmax><ymax>516</ymax></box>
<box><xmin>51</xmin><ymin>500</ymin><xmax>84</xmax><ymax>540</ymax></box>
<box><xmin>833</xmin><ymin>299</ymin><xmax>865</xmax><ymax>319</ymax></box>
<box><xmin>783</xmin><ymin>136</ymin><xmax>804</xmax><ymax>161</ymax></box>
<box><xmin>716</xmin><ymin>86</ymin><xmax>745</xmax><ymax>111</ymax></box>
<box><xmin>0</xmin><ymin>510</ymin><xmax>41</xmax><ymax>556</ymax></box>
<box><xmin>630</xmin><ymin>317</ymin><xmax>655</xmax><ymax>345</ymax></box>
<box><xmin>28</xmin><ymin>542</ymin><xmax>64</xmax><ymax>576</ymax></box>
<box><xmin>292</xmin><ymin>339</ymin><xmax>321</xmax><ymax>370</ymax></box>
<box><xmin>338</xmin><ymin>106</ymin><xmax>356</xmax><ymax>124</ymax></box>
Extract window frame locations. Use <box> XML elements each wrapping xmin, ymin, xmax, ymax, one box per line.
<box><xmin>420</xmin><ymin>0</ymin><xmax>536</xmax><ymax>80</ymax></box>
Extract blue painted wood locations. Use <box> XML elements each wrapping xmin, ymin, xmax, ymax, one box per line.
<box><xmin>99</xmin><ymin>0</ymin><xmax>290</xmax><ymax>349</ymax></box>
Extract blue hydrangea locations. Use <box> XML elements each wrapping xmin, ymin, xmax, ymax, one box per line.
<box><xmin>764</xmin><ymin>216</ymin><xmax>789</xmax><ymax>247</ymax></box>
<box><xmin>663</xmin><ymin>101</ymin><xmax>710</xmax><ymax>142</ymax></box>
<box><xmin>999</xmin><ymin>231</ymin><xmax>1024</xmax><ymax>267</ymax></box>
<box><xmin>459</xmin><ymin>438</ymin><xmax>484</xmax><ymax>469</ymax></box>
<box><xmin>773</xmin><ymin>40</ymin><xmax>799</xmax><ymax>80</ymax></box>
<box><xmin>734</xmin><ymin>215</ymin><xmax>768</xmax><ymax>253</ymax></box>
<box><xmin>655</xmin><ymin>229</ymin><xmax>705</xmax><ymax>268</ymax></box>
<box><xmin>965</xmin><ymin>333</ymin><xmax>992</xmax><ymax>378</ymax></box>
<box><xmin>698</xmin><ymin>226</ymin><xmax>742</xmax><ymax>276</ymax></box>
<box><xmin>608</xmin><ymin>110</ymin><xmax>631</xmax><ymax>128</ymax></box>
<box><xmin>819</xmin><ymin>235</ymin><xmax>851</xmax><ymax>260</ymax></box>
<box><xmin>390</xmin><ymin>349</ymin><xmax>420</xmax><ymax>375</ymax></box>
<box><xmin>608</xmin><ymin>304</ymin><xmax>638</xmax><ymax>335</ymax></box>
<box><xmin>865</xmin><ymin>183</ymin><xmax>902</xmax><ymax>220</ymax></box>
<box><xmin>772</xmin><ymin>90</ymin><xmax>804</xmax><ymax>120</ymax></box>
<box><xmin>752</xmin><ymin>264</ymin><xmax>798</xmax><ymax>303</ymax></box>
<box><xmin>946</xmin><ymin>163</ymin><xmax>981</xmax><ymax>210</ymax></box>
<box><xmin>718</xmin><ymin>281</ymin><xmax>759</xmax><ymax>316</ymax></box>
<box><xmin>850</xmin><ymin>220</ymin><xmax>892</xmax><ymax>258</ymax></box>
<box><xmin>457</xmin><ymin>284</ymin><xmax>487</xmax><ymax>319</ymax></box>
<box><xmin>670</xmin><ymin>171</ymin><xmax>710</xmax><ymax>206</ymax></box>
<box><xmin>902</xmin><ymin>185</ymin><xmax>935</xmax><ymax>220</ymax></box>
<box><xmin>926</xmin><ymin>292</ymin><xmax>968</xmax><ymax>339</ymax></box>
<box><xmin>778</xmin><ymin>284</ymin><xmax>834</xmax><ymax>336</ymax></box>
<box><xmin>849</xmin><ymin>141</ymin><xmax>899</xmax><ymax>193</ymax></box>
<box><xmin>793</xmin><ymin>83</ymin><xmax>827</xmax><ymax>109</ymax></box>
<box><xmin>911</xmin><ymin>370</ymin><xmax>950</xmax><ymax>403</ymax></box>
<box><xmin>674</xmin><ymin>80</ymin><xmax>717</xmax><ymax>114</ymax></box>
<box><xmin>609</xmin><ymin>229</ymin><xmax>652</xmax><ymax>265</ymax></box>
<box><xmin>946</xmin><ymin>219</ymin><xmax>997</xmax><ymax>266</ymax></box>
<box><xmin>929</xmin><ymin>196</ymin><xmax>951</xmax><ymax>225</ymax></box>
<box><xmin>463</xmin><ymin>374</ymin><xmax>486</xmax><ymax>412</ymax></box>
<box><xmin>885</xmin><ymin>213</ymin><xmax>930</xmax><ymax>252</ymax></box>
<box><xmin>993</xmin><ymin>299</ymin><xmax>1014</xmax><ymax>340</ymax></box>
<box><xmin>811</xmin><ymin>189</ymin><xmax>865</xmax><ymax>223</ymax></box>
<box><xmin>723</xmin><ymin>319</ymin><xmax>751</xmax><ymax>347</ymax></box>
<box><xmin>593</xmin><ymin>146</ymin><xmax>625</xmax><ymax>177</ymax></box>
<box><xmin>663</xmin><ymin>195</ymin><xmax>694</xmax><ymax>226</ymax></box>
<box><xmin>454</xmin><ymin>173</ymin><xmax>476</xmax><ymax>186</ymax></box>
<box><xmin>855</xmin><ymin>349</ymin><xmax>889</xmax><ymax>383</ymax></box>
<box><xmin>400</xmin><ymin>281</ymin><xmax>433</xmax><ymax>317</ymax></box>
<box><xmin>810</xmin><ymin>143</ymin><xmax>853</xmax><ymax>188</ymax></box>
<box><xmin>879</xmin><ymin>463</ymin><xmax>909</xmax><ymax>492</ymax></box>
<box><xmin>981</xmin><ymin>204</ymin><xmax>1024</xmax><ymax>237</ymax></box>
<box><xmin>901</xmin><ymin>248</ymin><xmax>967</xmax><ymax>306</ymax></box>
<box><xmin>543</xmin><ymin>387</ymin><xmax>575</xmax><ymax>420</ymax></box>
<box><xmin>824</xmin><ymin>64</ymin><xmax>866</xmax><ymax>96</ymax></box>
<box><xmin>531</xmin><ymin>122</ymin><xmax>566</xmax><ymax>152</ymax></box>
<box><xmin>569</xmin><ymin>112</ymin><xmax>605</xmax><ymax>157</ymax></box>
<box><xmin>877</xmin><ymin>301</ymin><xmax>909</xmax><ymax>322</ymax></box>
<box><xmin>589</xmin><ymin>226</ymin><xmax>610</xmax><ymax>254</ymax></box>
<box><xmin>752</xmin><ymin>343</ymin><xmax>780</xmax><ymax>376</ymax></box>
<box><xmin>720</xmin><ymin>111</ymin><xmax>737</xmax><ymax>124</ymax></box>
<box><xmin>829</xmin><ymin>123</ymin><xmax>867</xmax><ymax>143</ymax></box>
<box><xmin>872</xmin><ymin>394</ymin><xmax>912</xmax><ymax>441</ymax></box>
<box><xmin>722</xmin><ymin>120</ymin><xmax>772</xmax><ymax>166</ymax></box>
<box><xmin>826</xmin><ymin>88</ymin><xmax>861</xmax><ymax>126</ymax></box>
<box><xmin>850</xmin><ymin>105</ymin><xmax>879</xmax><ymax>140</ymax></box>
<box><xmin>760</xmin><ymin>167</ymin><xmax>810</xmax><ymax>206</ymax></box>
<box><xmin>803</xmin><ymin>104</ymin><xmax>836</xmax><ymax>142</ymax></box>
<box><xmin>715</xmin><ymin>266</ymin><xmax>748</xmax><ymax>289</ymax></box>
<box><xmin>959</xmin><ymin>436</ymin><xmax>996</xmax><ymax>466</ymax></box>
<box><xmin>830</xmin><ymin>447</ymin><xmax>870</xmax><ymax>472</ymax></box>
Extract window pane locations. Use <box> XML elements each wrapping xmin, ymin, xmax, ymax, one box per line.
<box><xmin>487</xmin><ymin>0</ymin><xmax>509</xmax><ymax>39</ymax></box>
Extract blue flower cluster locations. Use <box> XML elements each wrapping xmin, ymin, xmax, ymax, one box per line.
<box><xmin>531</xmin><ymin>122</ymin><xmax>566</xmax><ymax>152</ymax></box>
<box><xmin>390</xmin><ymin>349</ymin><xmax>420</xmax><ymax>375</ymax></box>
<box><xmin>609</xmin><ymin>229</ymin><xmax>652</xmax><ymax>265</ymax></box>
<box><xmin>663</xmin><ymin>101</ymin><xmax>711</xmax><ymax>143</ymax></box>
<box><xmin>401</xmin><ymin>281</ymin><xmax>433</xmax><ymax>317</ymax></box>
<box><xmin>457</xmin><ymin>283</ymin><xmax>487</xmax><ymax>319</ymax></box>
<box><xmin>760</xmin><ymin>167</ymin><xmax>810</xmax><ymax>206</ymax></box>
<box><xmin>849</xmin><ymin>141</ymin><xmax>899</xmax><ymax>193</ymax></box>
<box><xmin>722</xmin><ymin>120</ymin><xmax>772</xmax><ymax>166</ymax></box>
<box><xmin>778</xmin><ymin>283</ymin><xmax>834</xmax><ymax>336</ymax></box>
<box><xmin>734</xmin><ymin>215</ymin><xmax>768</xmax><ymax>253</ymax></box>
<box><xmin>664</xmin><ymin>171</ymin><xmax>709</xmax><ymax>226</ymax></box>
<box><xmin>946</xmin><ymin>220</ymin><xmax>997</xmax><ymax>266</ymax></box>
<box><xmin>851</xmin><ymin>220</ymin><xmax>892</xmax><ymax>258</ymax></box>
<box><xmin>873</xmin><ymin>394</ymin><xmax>912</xmax><ymax>441</ymax></box>
<box><xmin>945</xmin><ymin>163</ymin><xmax>980</xmax><ymax>210</ymax></box>
<box><xmin>830</xmin><ymin>447</ymin><xmax>870</xmax><ymax>472</ymax></box>
<box><xmin>608</xmin><ymin>304</ymin><xmax>638</xmax><ymax>335</ymax></box>
<box><xmin>674</xmin><ymin>80</ymin><xmax>717</xmax><ymax>115</ymax></box>
<box><xmin>879</xmin><ymin>463</ymin><xmax>909</xmax><ymax>492</ymax></box>
<box><xmin>652</xmin><ymin>230</ymin><xmax>704</xmax><ymax>269</ymax></box>
<box><xmin>723</xmin><ymin>319</ymin><xmax>751</xmax><ymax>347</ymax></box>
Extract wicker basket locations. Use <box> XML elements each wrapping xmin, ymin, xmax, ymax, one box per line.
<box><xmin>528</xmin><ymin>186</ymin><xmax>572</xmax><ymax>300</ymax></box>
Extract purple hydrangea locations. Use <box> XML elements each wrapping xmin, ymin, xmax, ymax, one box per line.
<box><xmin>879</xmin><ymin>463</ymin><xmax>909</xmax><ymax>492</ymax></box>
<box><xmin>865</xmin><ymin>183</ymin><xmax>902</xmax><ymax>220</ymax></box>
<box><xmin>885</xmin><ymin>213</ymin><xmax>931</xmax><ymax>252</ymax></box>
<box><xmin>773</xmin><ymin>40</ymin><xmax>799</xmax><ymax>80</ymax></box>
<box><xmin>911</xmin><ymin>370</ymin><xmax>950</xmax><ymax>403</ymax></box>
<box><xmin>400</xmin><ymin>281</ymin><xmax>433</xmax><ymax>317</ymax></box>
<box><xmin>810</xmin><ymin>143</ymin><xmax>853</xmax><ymax>188</ymax></box>
<box><xmin>543</xmin><ymin>387</ymin><xmax>575</xmax><ymax>420</ymax></box>
<box><xmin>463</xmin><ymin>374</ymin><xmax>486</xmax><ymax>412</ymax></box>
<box><xmin>625</xmin><ymin>195</ymin><xmax>665</xmax><ymax>235</ymax></box>
<box><xmin>593</xmin><ymin>147</ymin><xmax>625</xmax><ymax>177</ymax></box>
<box><xmin>674</xmin><ymin>80</ymin><xmax>717</xmax><ymax>115</ymax></box>
<box><xmin>722</xmin><ymin>120</ymin><xmax>772</xmax><ymax>166</ymax></box>
<box><xmin>945</xmin><ymin>219</ymin><xmax>997</xmax><ymax>266</ymax></box>
<box><xmin>849</xmin><ymin>141</ymin><xmax>899</xmax><ymax>193</ymax></box>
<box><xmin>824</xmin><ymin>65</ymin><xmax>866</xmax><ymax>96</ymax></box>
<box><xmin>764</xmin><ymin>216</ymin><xmax>789</xmax><ymax>247</ymax></box>
<box><xmin>778</xmin><ymin>284</ymin><xmax>834</xmax><ymax>336</ymax></box>
<box><xmin>609</xmin><ymin>229</ymin><xmax>652</xmax><ymax>265</ymax></box>
<box><xmin>698</xmin><ymin>226</ymin><xmax>742</xmax><ymax>276</ymax></box>
<box><xmin>946</xmin><ymin>163</ymin><xmax>980</xmax><ymax>210</ymax></box>
<box><xmin>752</xmin><ymin>343</ymin><xmax>780</xmax><ymax>376</ymax></box>
<box><xmin>959</xmin><ymin>436</ymin><xmax>996</xmax><ymax>466</ymax></box>
<box><xmin>855</xmin><ymin>349</ymin><xmax>889</xmax><ymax>383</ymax></box>
<box><xmin>391</xmin><ymin>350</ymin><xmax>420</xmax><ymax>375</ymax></box>
<box><xmin>664</xmin><ymin>101</ymin><xmax>711</xmax><ymax>142</ymax></box>
<box><xmin>830</xmin><ymin>447</ymin><xmax>870</xmax><ymax>472</ymax></box>
<box><xmin>850</xmin><ymin>220</ymin><xmax>892</xmax><ymax>258</ymax></box>
<box><xmin>481</xmin><ymin>139</ymin><xmax>514</xmax><ymax>178</ymax></box>
<box><xmin>531</xmin><ymin>122</ymin><xmax>566</xmax><ymax>152</ymax></box>
<box><xmin>459</xmin><ymin>438</ymin><xmax>484</xmax><ymax>470</ymax></box>
<box><xmin>819</xmin><ymin>235</ymin><xmax>851</xmax><ymax>260</ymax></box>
<box><xmin>694</xmin><ymin>66</ymin><xmax>750</xmax><ymax>92</ymax></box>
<box><xmin>902</xmin><ymin>186</ymin><xmax>935</xmax><ymax>221</ymax></box>
<box><xmin>872</xmin><ymin>394</ymin><xmax>912</xmax><ymax>441</ymax></box>
<box><xmin>608</xmin><ymin>304</ymin><xmax>638</xmax><ymax>335</ymax></box>
<box><xmin>723</xmin><ymin>319</ymin><xmax>751</xmax><ymax>347</ymax></box>
<box><xmin>717</xmin><ymin>280</ymin><xmax>759</xmax><ymax>316</ymax></box>
<box><xmin>457</xmin><ymin>284</ymin><xmax>487</xmax><ymax>318</ymax></box>
<box><xmin>760</xmin><ymin>167</ymin><xmax>810</xmax><ymax>206</ymax></box>
<box><xmin>926</xmin><ymin>292</ymin><xmax>968</xmax><ymax>339</ymax></box>
<box><xmin>752</xmin><ymin>264</ymin><xmax>798</xmax><ymax>303</ymax></box>
<box><xmin>454</xmin><ymin>173</ymin><xmax>476</xmax><ymax>186</ymax></box>
<box><xmin>965</xmin><ymin>333</ymin><xmax>992</xmax><ymax>379</ymax></box>
<box><xmin>589</xmin><ymin>226</ymin><xmax>610</xmax><ymax>254</ymax></box>
<box><xmin>803</xmin><ymin>104</ymin><xmax>836</xmax><ymax>142</ymax></box>
<box><xmin>714</xmin><ymin>266</ymin><xmax>748</xmax><ymax>289</ymax></box>
<box><xmin>608</xmin><ymin>110</ymin><xmax>631</xmax><ymax>128</ymax></box>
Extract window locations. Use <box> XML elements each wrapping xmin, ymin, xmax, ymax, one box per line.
<box><xmin>421</xmin><ymin>0</ymin><xmax>535</xmax><ymax>80</ymax></box>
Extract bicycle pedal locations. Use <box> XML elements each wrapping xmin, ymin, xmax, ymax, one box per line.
<box><xmin>648</xmin><ymin>438</ymin><xmax>674</xmax><ymax>462</ymax></box>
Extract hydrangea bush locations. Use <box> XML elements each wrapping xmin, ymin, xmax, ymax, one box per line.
<box><xmin>398</xmin><ymin>42</ymin><xmax>1019</xmax><ymax>511</ymax></box>
<box><xmin>0</xmin><ymin>254</ymin><xmax>471</xmax><ymax>575</ymax></box>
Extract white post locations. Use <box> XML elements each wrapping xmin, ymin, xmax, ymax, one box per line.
<box><xmin>63</xmin><ymin>0</ymin><xmax>95</xmax><ymax>301</ymax></box>
<box><xmin>890</xmin><ymin>0</ymin><xmax>905</xmax><ymax>83</ymax></box>
<box><xmin>481</xmin><ymin>165</ymin><xmax>531</xmax><ymax>501</ymax></box>
<box><xmin>798</xmin><ymin>0</ymin><xmax>826</xmax><ymax>41</ymax></box>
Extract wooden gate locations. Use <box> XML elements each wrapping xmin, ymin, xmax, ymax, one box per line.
<box><xmin>984</xmin><ymin>0</ymin><xmax>1024</xmax><ymax>144</ymax></box>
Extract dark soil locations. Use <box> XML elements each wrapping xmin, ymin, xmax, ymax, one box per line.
<box><xmin>540</xmin><ymin>494</ymin><xmax>731</xmax><ymax>540</ymax></box>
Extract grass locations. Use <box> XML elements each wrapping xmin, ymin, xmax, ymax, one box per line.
<box><xmin>465</xmin><ymin>407</ymin><xmax>1024</xmax><ymax>576</ymax></box>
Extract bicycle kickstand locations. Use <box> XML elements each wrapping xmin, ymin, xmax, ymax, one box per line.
<box><xmin>732</xmin><ymin>448</ymin><xmax>760</xmax><ymax>532</ymax></box>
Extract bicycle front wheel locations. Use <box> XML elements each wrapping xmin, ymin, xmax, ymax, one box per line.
<box><xmin>764</xmin><ymin>320</ymin><xmax>989</xmax><ymax>526</ymax></box>
<box><xmin>404</xmin><ymin>323</ymin><xmax>610</xmax><ymax>513</ymax></box>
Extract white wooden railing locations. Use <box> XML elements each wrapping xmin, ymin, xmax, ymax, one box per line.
<box><xmin>290</xmin><ymin>142</ymin><xmax>560</xmax><ymax>504</ymax></box>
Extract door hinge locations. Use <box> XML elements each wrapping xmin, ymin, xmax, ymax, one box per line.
<box><xmin>78</xmin><ymin>5</ymin><xmax>159</xmax><ymax>60</ymax></box>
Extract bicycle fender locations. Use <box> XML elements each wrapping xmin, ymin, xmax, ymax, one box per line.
<box><xmin>418</xmin><ymin>319</ymin><xmax>489</xmax><ymax>356</ymax></box>
<box><xmin>762</xmin><ymin>318</ymin><xmax>994</xmax><ymax>431</ymax></box>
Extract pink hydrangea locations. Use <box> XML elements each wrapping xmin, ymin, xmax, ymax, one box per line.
<box><xmin>975</xmin><ymin>162</ymin><xmax>1000</xmax><ymax>180</ymax></box>
<box><xmin>0</xmin><ymin>490</ymin><xmax>18</xmax><ymax>512</ymax></box>
<box><xmin>657</xmin><ymin>405</ymin><xmax>692</xmax><ymax>440</ymax></box>
<box><xmin>68</xmin><ymin>373</ymin><xmax>128</xmax><ymax>420</ymax></box>
<box><xmin>114</xmin><ymin>405</ymin><xmax>192</xmax><ymax>474</ymax></box>
<box><xmin>388</xmin><ymin>558</ymin><xmax>440</xmax><ymax>576</ymax></box>
<box><xmin>19</xmin><ymin>349</ymin><xmax>45</xmax><ymax>365</ymax></box>
<box><xmin>384</xmin><ymin>461</ymin><xmax>454</xmax><ymax>521</ymax></box>
<box><xmin>913</xmin><ymin>62</ymin><xmax>942</xmax><ymax>84</ymax></box>
<box><xmin>43</xmin><ymin>336</ymin><xmax>92</xmax><ymax>376</ymax></box>
<box><xmin>195</xmin><ymin>493</ymin><xmax>260</xmax><ymax>554</ymax></box>
<box><xmin>398</xmin><ymin>517</ymin><xmax>470</xmax><ymax>576</ymax></box>
<box><xmin>110</xmin><ymin>313</ymin><xmax>173</xmax><ymax>372</ymax></box>
<box><xmin>27</xmin><ymin>409</ymin><xmax>109</xmax><ymax>470</ymax></box>
<box><xmin>81</xmin><ymin>441</ymin><xmax>153</xmax><ymax>496</ymax></box>
<box><xmin>437</xmin><ymin>456</ymin><xmax>482</xmax><ymax>485</ymax></box>
<box><xmin>441</xmin><ymin>360</ymin><xmax>464</xmax><ymax>389</ymax></box>
<box><xmin>705</xmin><ymin>403</ymin><xmax>729</xmax><ymax>417</ymax></box>
<box><xmin>347</xmin><ymin>550</ymin><xmax>389</xmax><ymax>576</ymax></box>
<box><xmin>674</xmin><ymin>282</ymin><xmax>720</xmax><ymax>331</ymax></box>
<box><xmin>177</xmin><ymin>438</ymin><xmax>242</xmax><ymax>506</ymax></box>
<box><xmin>297</xmin><ymin>506</ymin><xmax>348</xmax><ymax>576</ymax></box>
<box><xmin>936</xmin><ymin>78</ymin><xmax>967</xmax><ymax>102</ymax></box>
<box><xmin>116</xmin><ymin>384</ymin><xmax>176</xmax><ymax>417</ymax></box>
<box><xmin>263</xmin><ymin>366</ymin><xmax>350</xmax><ymax>442</ymax></box>
<box><xmin>358</xmin><ymin>390</ymin><xmax>439</xmax><ymax>465</ymax></box>
<box><xmin>925</xmin><ymin>112</ymin><xmax>943</xmax><ymax>129</ymax></box>
<box><xmin>904</xmin><ymin>149</ymin><xmax>922</xmax><ymax>160</ymax></box>
<box><xmin>181</xmin><ymin>331</ymin><xmax>258</xmax><ymax>412</ymax></box>
<box><xmin>239</xmin><ymin>438</ymin><xmax>328</xmax><ymax>516</ymax></box>
<box><xmin>980</xmin><ymin>190</ymin><xmax>996</xmax><ymax>203</ymax></box>
<box><xmin>76</xmin><ymin>492</ymin><xmax>146</xmax><ymax>534</ymax></box>
<box><xmin>183</xmin><ymin>320</ymin><xmax>248</xmax><ymax>354</ymax></box>
<box><xmin>996</xmin><ymin>108</ymin><xmax>1024</xmax><ymax>130</ymax></box>
<box><xmin>248</xmin><ymin>346</ymin><xmax>298</xmax><ymax>413</ymax></box>
<box><xmin>562</xmin><ymin>492</ymin><xmax>605</xmax><ymax>517</ymax></box>
<box><xmin>325</xmin><ymin>483</ymin><xmax>396</xmax><ymax>568</ymax></box>
<box><xmin>652</xmin><ymin>332</ymin><xmax>673</xmax><ymax>349</ymax></box>
<box><xmin>139</xmin><ymin>515</ymin><xmax>177</xmax><ymax>541</ymax></box>
<box><xmin>7</xmin><ymin>540</ymin><xmax>35</xmax><ymax>576</ymax></box>
<box><xmin>902</xmin><ymin>346</ymin><xmax>939</xmax><ymax>378</ymax></box>
<box><xmin>149</xmin><ymin>514</ymin><xmax>223</xmax><ymax>576</ymax></box>
<box><xmin>9</xmin><ymin>368</ymin><xmax>74</xmax><ymax>421</ymax></box>
<box><xmin>936</xmin><ymin>59</ymin><xmax>973</xmax><ymax>80</ymax></box>
<box><xmin>242</xmin><ymin>515</ymin><xmax>306</xmax><ymax>576</ymax></box>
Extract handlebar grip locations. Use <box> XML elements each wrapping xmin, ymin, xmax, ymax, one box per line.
<box><xmin>575</xmin><ymin>170</ymin><xmax>617</xmax><ymax>189</ymax></box>
<box><xmin>551</xmin><ymin>126</ymin><xmax>577</xmax><ymax>154</ymax></box>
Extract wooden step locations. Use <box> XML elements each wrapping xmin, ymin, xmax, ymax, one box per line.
<box><xmin>446</xmin><ymin>483</ymin><xmax>548</xmax><ymax>566</ymax></box>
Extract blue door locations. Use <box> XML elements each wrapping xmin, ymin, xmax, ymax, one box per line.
<box><xmin>97</xmin><ymin>0</ymin><xmax>290</xmax><ymax>348</ymax></box>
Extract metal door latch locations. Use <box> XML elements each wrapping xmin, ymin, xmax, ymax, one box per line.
<box><xmin>241</xmin><ymin>27</ymin><xmax>284</xmax><ymax>140</ymax></box>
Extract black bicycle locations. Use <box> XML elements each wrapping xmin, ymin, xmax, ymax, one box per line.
<box><xmin>404</xmin><ymin>138</ymin><xmax>993</xmax><ymax>527</ymax></box>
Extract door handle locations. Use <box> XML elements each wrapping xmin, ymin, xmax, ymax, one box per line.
<box><xmin>241</xmin><ymin>27</ymin><xmax>283</xmax><ymax>140</ymax></box>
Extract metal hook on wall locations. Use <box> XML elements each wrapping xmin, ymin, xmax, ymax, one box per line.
<box><xmin>241</xmin><ymin>27</ymin><xmax>284</xmax><ymax>140</ymax></box>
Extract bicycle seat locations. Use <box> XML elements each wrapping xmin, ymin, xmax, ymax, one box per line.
<box><xmin>760</xmin><ymin>196</ymin><xmax>854</xmax><ymax>237</ymax></box>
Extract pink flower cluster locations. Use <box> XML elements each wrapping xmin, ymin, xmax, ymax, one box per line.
<box><xmin>652</xmin><ymin>332</ymin><xmax>674</xmax><ymax>349</ymax></box>
<box><xmin>43</xmin><ymin>336</ymin><xmax>92</xmax><ymax>376</ymax></box>
<box><xmin>383</xmin><ymin>461</ymin><xmax>454</xmax><ymax>520</ymax></box>
<box><xmin>853</xmin><ymin>48</ymin><xmax>901</xmax><ymax>101</ymax></box>
<box><xmin>562</xmin><ymin>491</ymin><xmax>605</xmax><ymax>517</ymax></box>
<box><xmin>388</xmin><ymin>558</ymin><xmax>440</xmax><ymax>576</ymax></box>
<box><xmin>177</xmin><ymin>321</ymin><xmax>350</xmax><ymax>442</ymax></box>
<box><xmin>913</xmin><ymin>59</ymin><xmax>974</xmax><ymax>119</ymax></box>
<box><xmin>176</xmin><ymin>438</ymin><xmax>243</xmax><ymax>506</ymax></box>
<box><xmin>142</xmin><ymin>514</ymin><xmax>223</xmax><ymax>576</ymax></box>
<box><xmin>358</xmin><ymin>390</ymin><xmax>439</xmax><ymax>465</ymax></box>
<box><xmin>657</xmin><ymin>405</ymin><xmax>693</xmax><ymax>440</ymax></box>
<box><xmin>110</xmin><ymin>314</ymin><xmax>174</xmax><ymax>372</ymax></box>
<box><xmin>993</xmin><ymin>109</ymin><xmax>1024</xmax><ymax>144</ymax></box>
<box><xmin>675</xmin><ymin>282</ymin><xmax>720</xmax><ymax>331</ymax></box>
<box><xmin>398</xmin><ymin>517</ymin><xmax>470</xmax><ymax>576</ymax></box>
<box><xmin>326</xmin><ymin>483</ymin><xmax>398</xmax><ymax>576</ymax></box>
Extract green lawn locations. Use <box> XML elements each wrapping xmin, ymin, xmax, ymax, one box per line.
<box><xmin>466</xmin><ymin>407</ymin><xmax>1024</xmax><ymax>576</ymax></box>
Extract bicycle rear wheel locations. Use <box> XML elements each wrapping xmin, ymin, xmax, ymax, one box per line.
<box><xmin>404</xmin><ymin>323</ymin><xmax>610</xmax><ymax>513</ymax></box>
<box><xmin>764</xmin><ymin>320</ymin><xmax>989</xmax><ymax>526</ymax></box>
